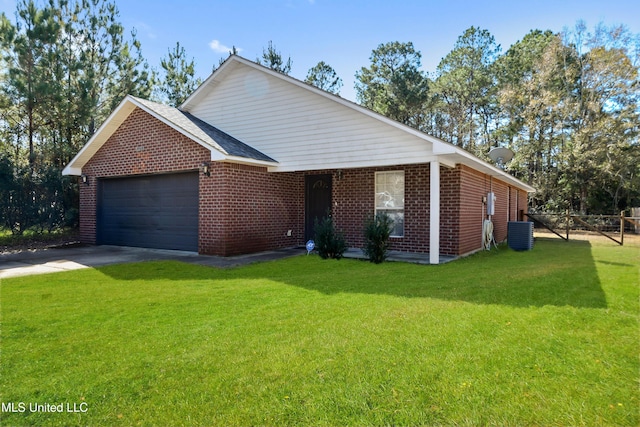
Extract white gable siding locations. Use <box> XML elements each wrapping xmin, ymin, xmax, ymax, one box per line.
<box><xmin>187</xmin><ymin>63</ymin><xmax>437</xmax><ymax>172</ymax></box>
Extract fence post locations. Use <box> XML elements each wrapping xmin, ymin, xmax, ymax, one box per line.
<box><xmin>620</xmin><ymin>211</ymin><xmax>625</xmax><ymax>246</ymax></box>
<box><xmin>566</xmin><ymin>209</ymin><xmax>571</xmax><ymax>241</ymax></box>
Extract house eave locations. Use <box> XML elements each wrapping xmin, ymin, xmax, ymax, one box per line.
<box><xmin>224</xmin><ymin>156</ymin><xmax>279</xmax><ymax>168</ymax></box>
<box><xmin>62</xmin><ymin>95</ymin><xmax>254</xmax><ymax>176</ymax></box>
<box><xmin>182</xmin><ymin>55</ymin><xmax>534</xmax><ymax>193</ymax></box>
<box><xmin>62</xmin><ymin>99</ymin><xmax>136</xmax><ymax>176</ymax></box>
<box><xmin>266</xmin><ymin>154</ymin><xmax>451</xmax><ymax>173</ymax></box>
<box><xmin>441</xmin><ymin>152</ymin><xmax>536</xmax><ymax>193</ymax></box>
<box><xmin>62</xmin><ymin>166</ymin><xmax>82</xmax><ymax>176</ymax></box>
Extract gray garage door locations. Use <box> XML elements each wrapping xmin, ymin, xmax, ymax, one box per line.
<box><xmin>97</xmin><ymin>172</ymin><xmax>199</xmax><ymax>251</ymax></box>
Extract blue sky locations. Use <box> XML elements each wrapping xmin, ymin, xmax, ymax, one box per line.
<box><xmin>2</xmin><ymin>0</ymin><xmax>639</xmax><ymax>101</ymax></box>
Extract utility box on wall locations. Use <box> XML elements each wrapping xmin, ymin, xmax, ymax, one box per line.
<box><xmin>508</xmin><ymin>221</ymin><xmax>534</xmax><ymax>251</ymax></box>
<box><xmin>486</xmin><ymin>192</ymin><xmax>495</xmax><ymax>216</ymax></box>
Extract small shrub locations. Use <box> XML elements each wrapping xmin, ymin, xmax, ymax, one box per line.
<box><xmin>362</xmin><ymin>212</ymin><xmax>393</xmax><ymax>264</ymax></box>
<box><xmin>314</xmin><ymin>216</ymin><xmax>347</xmax><ymax>260</ymax></box>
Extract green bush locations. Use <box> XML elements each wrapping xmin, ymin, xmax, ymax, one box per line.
<box><xmin>362</xmin><ymin>212</ymin><xmax>393</xmax><ymax>263</ymax></box>
<box><xmin>0</xmin><ymin>156</ymin><xmax>78</xmax><ymax>235</ymax></box>
<box><xmin>314</xmin><ymin>216</ymin><xmax>347</xmax><ymax>260</ymax></box>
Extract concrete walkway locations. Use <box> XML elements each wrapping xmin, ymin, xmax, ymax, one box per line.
<box><xmin>0</xmin><ymin>244</ymin><xmax>457</xmax><ymax>280</ymax></box>
<box><xmin>0</xmin><ymin>245</ymin><xmax>305</xmax><ymax>279</ymax></box>
<box><xmin>343</xmin><ymin>248</ymin><xmax>457</xmax><ymax>264</ymax></box>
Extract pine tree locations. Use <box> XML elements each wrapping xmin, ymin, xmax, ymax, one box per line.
<box><xmin>305</xmin><ymin>61</ymin><xmax>342</xmax><ymax>95</ymax></box>
<box><xmin>256</xmin><ymin>40</ymin><xmax>292</xmax><ymax>75</ymax></box>
<box><xmin>156</xmin><ymin>41</ymin><xmax>202</xmax><ymax>107</ymax></box>
<box><xmin>434</xmin><ymin>27</ymin><xmax>501</xmax><ymax>155</ymax></box>
<box><xmin>355</xmin><ymin>41</ymin><xmax>429</xmax><ymax>128</ymax></box>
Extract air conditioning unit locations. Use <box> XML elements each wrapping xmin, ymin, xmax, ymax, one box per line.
<box><xmin>508</xmin><ymin>221</ymin><xmax>534</xmax><ymax>251</ymax></box>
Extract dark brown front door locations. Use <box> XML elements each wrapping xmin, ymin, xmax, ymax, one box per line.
<box><xmin>305</xmin><ymin>174</ymin><xmax>332</xmax><ymax>241</ymax></box>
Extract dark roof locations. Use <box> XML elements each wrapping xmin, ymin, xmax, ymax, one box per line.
<box><xmin>181</xmin><ymin>112</ymin><xmax>276</xmax><ymax>162</ymax></box>
<box><xmin>133</xmin><ymin>96</ymin><xmax>276</xmax><ymax>163</ymax></box>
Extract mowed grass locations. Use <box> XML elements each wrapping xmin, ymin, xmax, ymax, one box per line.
<box><xmin>1</xmin><ymin>239</ymin><xmax>638</xmax><ymax>426</ymax></box>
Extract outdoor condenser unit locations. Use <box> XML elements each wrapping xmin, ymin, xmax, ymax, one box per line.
<box><xmin>507</xmin><ymin>221</ymin><xmax>534</xmax><ymax>251</ymax></box>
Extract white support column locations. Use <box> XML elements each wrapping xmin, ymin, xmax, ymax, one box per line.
<box><xmin>430</xmin><ymin>160</ymin><xmax>440</xmax><ymax>265</ymax></box>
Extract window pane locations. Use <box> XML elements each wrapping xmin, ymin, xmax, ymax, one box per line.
<box><xmin>375</xmin><ymin>171</ymin><xmax>404</xmax><ymax>209</ymax></box>
<box><xmin>375</xmin><ymin>171</ymin><xmax>405</xmax><ymax>237</ymax></box>
<box><xmin>386</xmin><ymin>210</ymin><xmax>404</xmax><ymax>237</ymax></box>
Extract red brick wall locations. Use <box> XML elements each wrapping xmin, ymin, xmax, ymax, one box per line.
<box><xmin>312</xmin><ymin>164</ymin><xmax>473</xmax><ymax>256</ymax></box>
<box><xmin>303</xmin><ymin>164</ymin><xmax>529</xmax><ymax>257</ymax></box>
<box><xmin>83</xmin><ymin>109</ymin><xmax>210</xmax><ymax>178</ymax></box>
<box><xmin>443</xmin><ymin>165</ymin><xmax>525</xmax><ymax>256</ymax></box>
<box><xmin>78</xmin><ymin>179</ymin><xmax>97</xmax><ymax>244</ymax></box>
<box><xmin>329</xmin><ymin>165</ymin><xmax>430</xmax><ymax>253</ymax></box>
<box><xmin>491</xmin><ymin>179</ymin><xmax>509</xmax><ymax>243</ymax></box>
<box><xmin>81</xmin><ymin>107</ymin><xmax>304</xmax><ymax>256</ymax></box>
<box><xmin>325</xmin><ymin>167</ymin><xmax>372</xmax><ymax>248</ymax></box>
<box><xmin>440</xmin><ymin>166</ymin><xmax>460</xmax><ymax>255</ymax></box>
<box><xmin>457</xmin><ymin>166</ymin><xmax>485</xmax><ymax>255</ymax></box>
<box><xmin>79</xmin><ymin>106</ymin><xmax>529</xmax><ymax>257</ymax></box>
<box><xmin>518</xmin><ymin>189</ymin><xmax>529</xmax><ymax>220</ymax></box>
<box><xmin>81</xmin><ymin>108</ymin><xmax>210</xmax><ymax>246</ymax></box>
<box><xmin>199</xmin><ymin>163</ymin><xmax>302</xmax><ymax>256</ymax></box>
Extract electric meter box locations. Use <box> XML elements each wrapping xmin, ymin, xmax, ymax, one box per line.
<box><xmin>486</xmin><ymin>192</ymin><xmax>496</xmax><ymax>216</ymax></box>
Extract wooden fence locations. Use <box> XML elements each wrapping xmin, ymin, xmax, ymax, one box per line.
<box><xmin>524</xmin><ymin>211</ymin><xmax>640</xmax><ymax>246</ymax></box>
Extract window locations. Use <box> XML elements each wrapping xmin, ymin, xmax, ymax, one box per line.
<box><xmin>375</xmin><ymin>171</ymin><xmax>404</xmax><ymax>237</ymax></box>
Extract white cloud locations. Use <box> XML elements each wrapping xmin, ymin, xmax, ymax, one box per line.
<box><xmin>209</xmin><ymin>39</ymin><xmax>241</xmax><ymax>54</ymax></box>
<box><xmin>136</xmin><ymin>22</ymin><xmax>156</xmax><ymax>40</ymax></box>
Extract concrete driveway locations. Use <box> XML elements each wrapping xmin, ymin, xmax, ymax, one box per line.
<box><xmin>0</xmin><ymin>245</ymin><xmax>304</xmax><ymax>279</ymax></box>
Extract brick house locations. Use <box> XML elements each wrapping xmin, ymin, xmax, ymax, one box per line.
<box><xmin>63</xmin><ymin>55</ymin><xmax>534</xmax><ymax>264</ymax></box>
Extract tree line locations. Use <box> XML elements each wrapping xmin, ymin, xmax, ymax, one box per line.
<box><xmin>353</xmin><ymin>27</ymin><xmax>639</xmax><ymax>215</ymax></box>
<box><xmin>1</xmin><ymin>0</ymin><xmax>639</xmax><ymax>234</ymax></box>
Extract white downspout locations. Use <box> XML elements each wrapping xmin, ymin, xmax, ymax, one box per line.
<box><xmin>430</xmin><ymin>160</ymin><xmax>440</xmax><ymax>265</ymax></box>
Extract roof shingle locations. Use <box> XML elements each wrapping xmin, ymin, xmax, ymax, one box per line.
<box><xmin>133</xmin><ymin>96</ymin><xmax>276</xmax><ymax>163</ymax></box>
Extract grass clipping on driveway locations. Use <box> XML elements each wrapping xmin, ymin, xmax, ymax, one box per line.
<box><xmin>1</xmin><ymin>239</ymin><xmax>638</xmax><ymax>426</ymax></box>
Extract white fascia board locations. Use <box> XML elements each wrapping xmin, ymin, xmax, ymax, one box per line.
<box><xmin>444</xmin><ymin>151</ymin><xmax>536</xmax><ymax>193</ymax></box>
<box><xmin>223</xmin><ymin>155</ymin><xmax>279</xmax><ymax>168</ymax></box>
<box><xmin>62</xmin><ymin>97</ymin><xmax>137</xmax><ymax>175</ymax></box>
<box><xmin>266</xmin><ymin>154</ymin><xmax>443</xmax><ymax>173</ymax></box>
<box><xmin>62</xmin><ymin>166</ymin><xmax>82</xmax><ymax>176</ymax></box>
<box><xmin>209</xmin><ymin>150</ymin><xmax>226</xmax><ymax>161</ymax></box>
<box><xmin>63</xmin><ymin>95</ymin><xmax>229</xmax><ymax>176</ymax></box>
<box><xmin>437</xmin><ymin>156</ymin><xmax>457</xmax><ymax>169</ymax></box>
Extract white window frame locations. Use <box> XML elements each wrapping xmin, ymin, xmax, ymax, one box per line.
<box><xmin>375</xmin><ymin>170</ymin><xmax>405</xmax><ymax>237</ymax></box>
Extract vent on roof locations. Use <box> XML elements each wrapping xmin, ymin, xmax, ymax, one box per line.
<box><xmin>507</xmin><ymin>221</ymin><xmax>534</xmax><ymax>251</ymax></box>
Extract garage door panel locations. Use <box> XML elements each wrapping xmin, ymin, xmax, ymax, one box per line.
<box><xmin>97</xmin><ymin>173</ymin><xmax>199</xmax><ymax>251</ymax></box>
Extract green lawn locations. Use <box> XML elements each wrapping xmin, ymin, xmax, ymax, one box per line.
<box><xmin>1</xmin><ymin>239</ymin><xmax>638</xmax><ymax>426</ymax></box>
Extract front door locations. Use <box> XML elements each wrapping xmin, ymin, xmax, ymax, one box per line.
<box><xmin>305</xmin><ymin>174</ymin><xmax>332</xmax><ymax>241</ymax></box>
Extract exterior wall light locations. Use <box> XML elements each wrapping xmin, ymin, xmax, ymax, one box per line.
<box><xmin>81</xmin><ymin>174</ymin><xmax>89</xmax><ymax>185</ymax></box>
<box><xmin>201</xmin><ymin>162</ymin><xmax>210</xmax><ymax>177</ymax></box>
